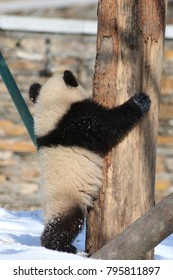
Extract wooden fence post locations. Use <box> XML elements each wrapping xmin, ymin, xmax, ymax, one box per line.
<box><xmin>86</xmin><ymin>0</ymin><xmax>167</xmax><ymax>258</ymax></box>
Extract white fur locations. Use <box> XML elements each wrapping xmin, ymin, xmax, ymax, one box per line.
<box><xmin>34</xmin><ymin>73</ymin><xmax>102</xmax><ymax>223</ymax></box>
<box><xmin>39</xmin><ymin>146</ymin><xmax>103</xmax><ymax>222</ymax></box>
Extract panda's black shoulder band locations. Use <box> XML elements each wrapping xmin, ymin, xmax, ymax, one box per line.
<box><xmin>63</xmin><ymin>70</ymin><xmax>78</xmax><ymax>88</ymax></box>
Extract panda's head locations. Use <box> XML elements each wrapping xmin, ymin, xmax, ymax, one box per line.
<box><xmin>29</xmin><ymin>70</ymin><xmax>90</xmax><ymax>137</ymax></box>
<box><xmin>29</xmin><ymin>70</ymin><xmax>89</xmax><ymax>105</ymax></box>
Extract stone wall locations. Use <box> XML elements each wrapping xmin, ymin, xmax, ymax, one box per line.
<box><xmin>0</xmin><ymin>3</ymin><xmax>173</xmax><ymax>209</ymax></box>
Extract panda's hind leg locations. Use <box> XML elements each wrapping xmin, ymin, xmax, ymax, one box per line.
<box><xmin>41</xmin><ymin>206</ymin><xmax>84</xmax><ymax>254</ymax></box>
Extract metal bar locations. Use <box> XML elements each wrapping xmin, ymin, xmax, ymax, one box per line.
<box><xmin>0</xmin><ymin>51</ymin><xmax>36</xmax><ymax>146</ymax></box>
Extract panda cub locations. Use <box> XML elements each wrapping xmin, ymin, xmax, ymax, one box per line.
<box><xmin>29</xmin><ymin>70</ymin><xmax>150</xmax><ymax>254</ymax></box>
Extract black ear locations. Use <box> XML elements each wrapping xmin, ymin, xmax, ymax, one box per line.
<box><xmin>29</xmin><ymin>83</ymin><xmax>42</xmax><ymax>103</ymax></box>
<box><xmin>63</xmin><ymin>70</ymin><xmax>78</xmax><ymax>88</ymax></box>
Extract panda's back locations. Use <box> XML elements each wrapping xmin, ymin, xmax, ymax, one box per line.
<box><xmin>39</xmin><ymin>146</ymin><xmax>103</xmax><ymax>220</ymax></box>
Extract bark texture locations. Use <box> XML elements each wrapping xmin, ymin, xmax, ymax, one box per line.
<box><xmin>86</xmin><ymin>0</ymin><xmax>167</xmax><ymax>258</ymax></box>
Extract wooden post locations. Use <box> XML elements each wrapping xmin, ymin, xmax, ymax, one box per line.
<box><xmin>86</xmin><ymin>0</ymin><xmax>167</xmax><ymax>258</ymax></box>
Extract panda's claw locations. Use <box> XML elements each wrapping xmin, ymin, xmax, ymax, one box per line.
<box><xmin>132</xmin><ymin>93</ymin><xmax>151</xmax><ymax>114</ymax></box>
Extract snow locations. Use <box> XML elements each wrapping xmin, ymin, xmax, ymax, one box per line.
<box><xmin>0</xmin><ymin>208</ymin><xmax>172</xmax><ymax>260</ymax></box>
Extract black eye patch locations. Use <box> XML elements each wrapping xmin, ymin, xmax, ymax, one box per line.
<box><xmin>29</xmin><ymin>83</ymin><xmax>42</xmax><ymax>103</ymax></box>
<box><xmin>63</xmin><ymin>70</ymin><xmax>78</xmax><ymax>88</ymax></box>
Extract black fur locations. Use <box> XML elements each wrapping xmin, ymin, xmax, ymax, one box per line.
<box><xmin>63</xmin><ymin>70</ymin><xmax>78</xmax><ymax>88</ymax></box>
<box><xmin>29</xmin><ymin>83</ymin><xmax>42</xmax><ymax>103</ymax></box>
<box><xmin>41</xmin><ymin>206</ymin><xmax>84</xmax><ymax>253</ymax></box>
<box><xmin>133</xmin><ymin>92</ymin><xmax>151</xmax><ymax>114</ymax></box>
<box><xmin>37</xmin><ymin>93</ymin><xmax>150</xmax><ymax>156</ymax></box>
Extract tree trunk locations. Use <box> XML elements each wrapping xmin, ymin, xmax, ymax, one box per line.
<box><xmin>86</xmin><ymin>0</ymin><xmax>167</xmax><ymax>258</ymax></box>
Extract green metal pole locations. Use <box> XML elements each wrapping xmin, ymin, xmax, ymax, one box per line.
<box><xmin>0</xmin><ymin>51</ymin><xmax>36</xmax><ymax>146</ymax></box>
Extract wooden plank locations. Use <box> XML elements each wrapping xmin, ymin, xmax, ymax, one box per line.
<box><xmin>0</xmin><ymin>15</ymin><xmax>97</xmax><ymax>35</ymax></box>
<box><xmin>0</xmin><ymin>0</ymin><xmax>97</xmax><ymax>13</ymax></box>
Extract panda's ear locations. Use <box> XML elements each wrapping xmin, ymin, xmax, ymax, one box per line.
<box><xmin>63</xmin><ymin>70</ymin><xmax>78</xmax><ymax>88</ymax></box>
<box><xmin>29</xmin><ymin>83</ymin><xmax>42</xmax><ymax>103</ymax></box>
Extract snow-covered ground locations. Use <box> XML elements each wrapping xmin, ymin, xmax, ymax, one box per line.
<box><xmin>0</xmin><ymin>208</ymin><xmax>172</xmax><ymax>260</ymax></box>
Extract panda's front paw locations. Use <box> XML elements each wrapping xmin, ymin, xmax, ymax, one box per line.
<box><xmin>132</xmin><ymin>93</ymin><xmax>151</xmax><ymax>114</ymax></box>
